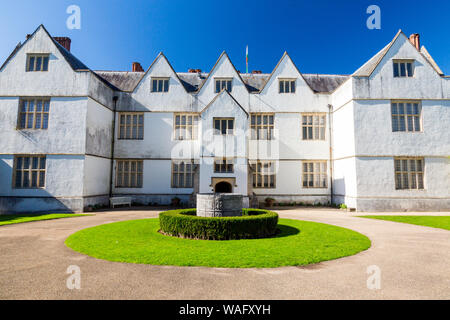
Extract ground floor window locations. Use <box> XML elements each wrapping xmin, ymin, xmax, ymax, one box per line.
<box><xmin>302</xmin><ymin>161</ymin><xmax>327</xmax><ymax>188</ymax></box>
<box><xmin>13</xmin><ymin>155</ymin><xmax>46</xmax><ymax>188</ymax></box>
<box><xmin>172</xmin><ymin>160</ymin><xmax>195</xmax><ymax>188</ymax></box>
<box><xmin>251</xmin><ymin>161</ymin><xmax>276</xmax><ymax>188</ymax></box>
<box><xmin>214</xmin><ymin>158</ymin><xmax>234</xmax><ymax>173</ymax></box>
<box><xmin>394</xmin><ymin>157</ymin><xmax>424</xmax><ymax>190</ymax></box>
<box><xmin>116</xmin><ymin>160</ymin><xmax>143</xmax><ymax>188</ymax></box>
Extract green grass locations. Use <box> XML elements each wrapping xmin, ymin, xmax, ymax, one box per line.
<box><xmin>65</xmin><ymin>218</ymin><xmax>371</xmax><ymax>268</ymax></box>
<box><xmin>359</xmin><ymin>216</ymin><xmax>450</xmax><ymax>231</ymax></box>
<box><xmin>0</xmin><ymin>213</ymin><xmax>89</xmax><ymax>226</ymax></box>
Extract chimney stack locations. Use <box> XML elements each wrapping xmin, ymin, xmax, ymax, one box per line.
<box><xmin>409</xmin><ymin>33</ymin><xmax>420</xmax><ymax>51</ymax></box>
<box><xmin>53</xmin><ymin>37</ymin><xmax>71</xmax><ymax>52</ymax></box>
<box><xmin>132</xmin><ymin>62</ymin><xmax>144</xmax><ymax>72</ymax></box>
<box><xmin>188</xmin><ymin>69</ymin><xmax>202</xmax><ymax>73</ymax></box>
<box><xmin>252</xmin><ymin>70</ymin><xmax>262</xmax><ymax>74</ymax></box>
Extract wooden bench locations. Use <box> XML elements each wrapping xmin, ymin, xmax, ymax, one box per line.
<box><xmin>110</xmin><ymin>197</ymin><xmax>132</xmax><ymax>208</ymax></box>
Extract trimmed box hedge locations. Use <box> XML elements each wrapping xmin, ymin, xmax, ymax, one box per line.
<box><xmin>159</xmin><ymin>208</ymin><xmax>279</xmax><ymax>240</ymax></box>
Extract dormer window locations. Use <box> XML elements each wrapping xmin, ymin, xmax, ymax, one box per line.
<box><xmin>27</xmin><ymin>54</ymin><xmax>49</xmax><ymax>72</ymax></box>
<box><xmin>215</xmin><ymin>78</ymin><xmax>232</xmax><ymax>93</ymax></box>
<box><xmin>393</xmin><ymin>60</ymin><xmax>414</xmax><ymax>78</ymax></box>
<box><xmin>151</xmin><ymin>78</ymin><xmax>169</xmax><ymax>92</ymax></box>
<box><xmin>279</xmin><ymin>79</ymin><xmax>296</xmax><ymax>93</ymax></box>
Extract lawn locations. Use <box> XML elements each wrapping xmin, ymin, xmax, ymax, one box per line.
<box><xmin>359</xmin><ymin>216</ymin><xmax>450</xmax><ymax>231</ymax></box>
<box><xmin>0</xmin><ymin>213</ymin><xmax>89</xmax><ymax>226</ymax></box>
<box><xmin>65</xmin><ymin>218</ymin><xmax>371</xmax><ymax>268</ymax></box>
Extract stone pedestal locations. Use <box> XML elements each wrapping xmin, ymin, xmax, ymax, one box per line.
<box><xmin>197</xmin><ymin>194</ymin><xmax>243</xmax><ymax>217</ymax></box>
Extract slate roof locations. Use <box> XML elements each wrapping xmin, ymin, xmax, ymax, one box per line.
<box><xmin>94</xmin><ymin>70</ymin><xmax>349</xmax><ymax>93</ymax></box>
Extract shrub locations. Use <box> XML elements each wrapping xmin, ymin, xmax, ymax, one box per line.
<box><xmin>159</xmin><ymin>209</ymin><xmax>279</xmax><ymax>240</ymax></box>
<box><xmin>339</xmin><ymin>203</ymin><xmax>348</xmax><ymax>210</ymax></box>
<box><xmin>264</xmin><ymin>197</ymin><xmax>275</xmax><ymax>207</ymax></box>
<box><xmin>171</xmin><ymin>197</ymin><xmax>181</xmax><ymax>207</ymax></box>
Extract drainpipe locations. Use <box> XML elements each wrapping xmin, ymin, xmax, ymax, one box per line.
<box><xmin>328</xmin><ymin>104</ymin><xmax>334</xmax><ymax>205</ymax></box>
<box><xmin>109</xmin><ymin>96</ymin><xmax>118</xmax><ymax>199</ymax></box>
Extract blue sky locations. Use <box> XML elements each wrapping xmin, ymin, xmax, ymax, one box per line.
<box><xmin>0</xmin><ymin>0</ymin><xmax>449</xmax><ymax>75</ymax></box>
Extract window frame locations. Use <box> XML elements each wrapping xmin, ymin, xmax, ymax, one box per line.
<box><xmin>26</xmin><ymin>54</ymin><xmax>50</xmax><ymax>72</ymax></box>
<box><xmin>171</xmin><ymin>160</ymin><xmax>196</xmax><ymax>188</ymax></box>
<box><xmin>250</xmin><ymin>161</ymin><xmax>276</xmax><ymax>189</ymax></box>
<box><xmin>213</xmin><ymin>117</ymin><xmax>235</xmax><ymax>135</ymax></box>
<box><xmin>393</xmin><ymin>59</ymin><xmax>415</xmax><ymax>78</ymax></box>
<box><xmin>250</xmin><ymin>113</ymin><xmax>275</xmax><ymax>140</ymax></box>
<box><xmin>391</xmin><ymin>101</ymin><xmax>422</xmax><ymax>133</ymax></box>
<box><xmin>118</xmin><ymin>113</ymin><xmax>144</xmax><ymax>140</ymax></box>
<box><xmin>12</xmin><ymin>155</ymin><xmax>46</xmax><ymax>189</ymax></box>
<box><xmin>214</xmin><ymin>158</ymin><xmax>234</xmax><ymax>173</ymax></box>
<box><xmin>302</xmin><ymin>161</ymin><xmax>328</xmax><ymax>189</ymax></box>
<box><xmin>301</xmin><ymin>113</ymin><xmax>327</xmax><ymax>140</ymax></box>
<box><xmin>17</xmin><ymin>98</ymin><xmax>50</xmax><ymax>130</ymax></box>
<box><xmin>214</xmin><ymin>78</ymin><xmax>233</xmax><ymax>93</ymax></box>
<box><xmin>151</xmin><ymin>77</ymin><xmax>170</xmax><ymax>93</ymax></box>
<box><xmin>115</xmin><ymin>159</ymin><xmax>144</xmax><ymax>188</ymax></box>
<box><xmin>394</xmin><ymin>157</ymin><xmax>425</xmax><ymax>190</ymax></box>
<box><xmin>279</xmin><ymin>78</ymin><xmax>296</xmax><ymax>94</ymax></box>
<box><xmin>174</xmin><ymin>113</ymin><xmax>199</xmax><ymax>140</ymax></box>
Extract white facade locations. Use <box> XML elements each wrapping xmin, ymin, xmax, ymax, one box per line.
<box><xmin>0</xmin><ymin>25</ymin><xmax>448</xmax><ymax>213</ymax></box>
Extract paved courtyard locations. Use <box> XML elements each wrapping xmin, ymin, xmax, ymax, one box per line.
<box><xmin>0</xmin><ymin>208</ymin><xmax>449</xmax><ymax>299</ymax></box>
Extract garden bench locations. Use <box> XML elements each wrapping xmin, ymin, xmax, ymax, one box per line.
<box><xmin>110</xmin><ymin>197</ymin><xmax>132</xmax><ymax>208</ymax></box>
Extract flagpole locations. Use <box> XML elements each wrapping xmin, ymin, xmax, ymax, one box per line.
<box><xmin>246</xmin><ymin>46</ymin><xmax>248</xmax><ymax>74</ymax></box>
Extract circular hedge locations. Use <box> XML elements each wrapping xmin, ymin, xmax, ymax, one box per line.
<box><xmin>159</xmin><ymin>208</ymin><xmax>279</xmax><ymax>240</ymax></box>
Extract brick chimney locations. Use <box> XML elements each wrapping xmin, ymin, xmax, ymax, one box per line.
<box><xmin>252</xmin><ymin>70</ymin><xmax>262</xmax><ymax>74</ymax></box>
<box><xmin>409</xmin><ymin>33</ymin><xmax>420</xmax><ymax>50</ymax></box>
<box><xmin>53</xmin><ymin>37</ymin><xmax>71</xmax><ymax>52</ymax></box>
<box><xmin>189</xmin><ymin>69</ymin><xmax>202</xmax><ymax>73</ymax></box>
<box><xmin>132</xmin><ymin>62</ymin><xmax>144</xmax><ymax>72</ymax></box>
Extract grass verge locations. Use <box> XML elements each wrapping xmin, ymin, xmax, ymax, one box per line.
<box><xmin>0</xmin><ymin>213</ymin><xmax>90</xmax><ymax>226</ymax></box>
<box><xmin>359</xmin><ymin>215</ymin><xmax>450</xmax><ymax>231</ymax></box>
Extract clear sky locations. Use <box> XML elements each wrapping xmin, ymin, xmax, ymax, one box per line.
<box><xmin>0</xmin><ymin>0</ymin><xmax>449</xmax><ymax>75</ymax></box>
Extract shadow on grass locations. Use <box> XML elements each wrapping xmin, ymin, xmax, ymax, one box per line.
<box><xmin>273</xmin><ymin>224</ymin><xmax>301</xmax><ymax>238</ymax></box>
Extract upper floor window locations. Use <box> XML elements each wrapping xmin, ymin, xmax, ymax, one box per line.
<box><xmin>214</xmin><ymin>118</ymin><xmax>234</xmax><ymax>135</ymax></box>
<box><xmin>27</xmin><ymin>54</ymin><xmax>49</xmax><ymax>72</ymax></box>
<box><xmin>393</xmin><ymin>60</ymin><xmax>414</xmax><ymax>78</ymax></box>
<box><xmin>250</xmin><ymin>113</ymin><xmax>274</xmax><ymax>140</ymax></box>
<box><xmin>13</xmin><ymin>155</ymin><xmax>46</xmax><ymax>189</ymax></box>
<box><xmin>18</xmin><ymin>98</ymin><xmax>50</xmax><ymax>130</ymax></box>
<box><xmin>174</xmin><ymin>114</ymin><xmax>198</xmax><ymax>140</ymax></box>
<box><xmin>116</xmin><ymin>160</ymin><xmax>143</xmax><ymax>188</ymax></box>
<box><xmin>302</xmin><ymin>161</ymin><xmax>327</xmax><ymax>188</ymax></box>
<box><xmin>215</xmin><ymin>78</ymin><xmax>232</xmax><ymax>93</ymax></box>
<box><xmin>151</xmin><ymin>78</ymin><xmax>169</xmax><ymax>92</ymax></box>
<box><xmin>279</xmin><ymin>79</ymin><xmax>296</xmax><ymax>93</ymax></box>
<box><xmin>119</xmin><ymin>113</ymin><xmax>144</xmax><ymax>139</ymax></box>
<box><xmin>302</xmin><ymin>113</ymin><xmax>326</xmax><ymax>140</ymax></box>
<box><xmin>214</xmin><ymin>158</ymin><xmax>234</xmax><ymax>173</ymax></box>
<box><xmin>391</xmin><ymin>102</ymin><xmax>421</xmax><ymax>132</ymax></box>
<box><xmin>394</xmin><ymin>158</ymin><xmax>424</xmax><ymax>190</ymax></box>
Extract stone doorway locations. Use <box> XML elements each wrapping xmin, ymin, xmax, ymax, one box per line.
<box><xmin>214</xmin><ymin>181</ymin><xmax>233</xmax><ymax>193</ymax></box>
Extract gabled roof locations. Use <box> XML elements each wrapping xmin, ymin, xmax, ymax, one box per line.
<box><xmin>420</xmin><ymin>46</ymin><xmax>444</xmax><ymax>76</ymax></box>
<box><xmin>258</xmin><ymin>51</ymin><xmax>315</xmax><ymax>94</ymax></box>
<box><xmin>200</xmin><ymin>88</ymin><xmax>248</xmax><ymax>116</ymax></box>
<box><xmin>131</xmin><ymin>52</ymin><xmax>191</xmax><ymax>93</ymax></box>
<box><xmin>352</xmin><ymin>30</ymin><xmax>445</xmax><ymax>77</ymax></box>
<box><xmin>196</xmin><ymin>51</ymin><xmax>250</xmax><ymax>94</ymax></box>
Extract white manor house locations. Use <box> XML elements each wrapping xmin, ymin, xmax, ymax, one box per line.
<box><xmin>0</xmin><ymin>25</ymin><xmax>449</xmax><ymax>214</ymax></box>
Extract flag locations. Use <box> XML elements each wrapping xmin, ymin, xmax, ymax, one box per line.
<box><xmin>246</xmin><ymin>46</ymin><xmax>249</xmax><ymax>74</ymax></box>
